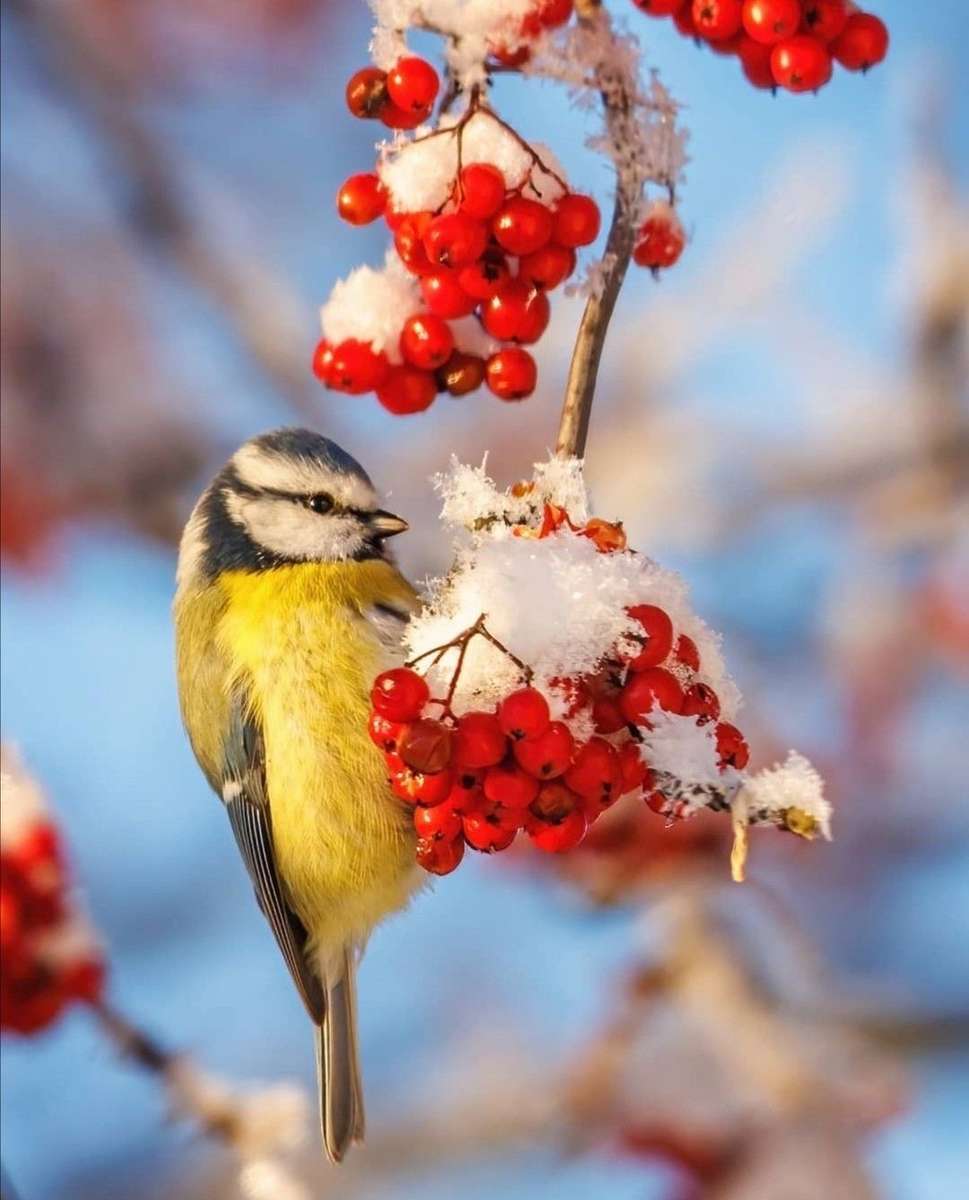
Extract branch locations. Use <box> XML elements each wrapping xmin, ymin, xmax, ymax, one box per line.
<box><xmin>556</xmin><ymin>1</ymin><xmax>640</xmax><ymax>459</ymax></box>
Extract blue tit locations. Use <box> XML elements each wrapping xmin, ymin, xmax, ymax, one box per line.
<box><xmin>173</xmin><ymin>427</ymin><xmax>421</xmax><ymax>1162</ymax></box>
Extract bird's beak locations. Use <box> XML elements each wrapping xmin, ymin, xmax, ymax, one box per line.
<box><xmin>369</xmin><ymin>509</ymin><xmax>409</xmax><ymax>539</ymax></box>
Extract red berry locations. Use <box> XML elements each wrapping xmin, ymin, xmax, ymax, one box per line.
<box><xmin>457</xmin><ymin>252</ymin><xmax>511</xmax><ymax>301</ymax></box>
<box><xmin>463</xmin><ymin>810</ymin><xmax>517</xmax><ymax>852</ymax></box>
<box><xmin>368</xmin><ymin>711</ymin><xmax>406</xmax><ymax>752</ymax></box>
<box><xmin>483</xmin><ymin>762</ymin><xmax>540</xmax><ymax>809</ymax></box>
<box><xmin>485</xmin><ymin>348</ymin><xmax>537</xmax><ymax>401</ymax></box>
<box><xmin>399</xmin><ymin>312</ymin><xmax>454</xmax><ymax>371</ymax></box>
<box><xmin>674</xmin><ymin>634</ymin><xmax>701</xmax><ymax>672</ymax></box>
<box><xmin>634</xmin><ymin>0</ymin><xmax>686</xmax><ymax>14</ymax></box>
<box><xmin>492</xmin><ymin>197</ymin><xmax>554</xmax><ymax>256</ymax></box>
<box><xmin>830</xmin><ymin>12</ymin><xmax>888</xmax><ymax>71</ymax></box>
<box><xmin>490</xmin><ymin>42</ymin><xmax>531</xmax><ymax>68</ymax></box>
<box><xmin>482</xmin><ymin>282</ymin><xmax>549</xmax><ymax>344</ymax></box>
<box><xmin>620</xmin><ymin>668</ymin><xmax>685</xmax><ymax>724</ymax></box>
<box><xmin>380</xmin><ymin>101</ymin><xmax>430</xmax><ymax>131</ymax></box>
<box><xmin>518</xmin><ymin>243</ymin><xmax>576</xmax><ymax>290</ymax></box>
<box><xmin>741</xmin><ymin>0</ymin><xmax>801</xmax><ymax>44</ymax></box>
<box><xmin>645</xmin><ymin>789</ymin><xmax>670</xmax><ymax>816</ymax></box>
<box><xmin>627</xmin><ymin>605</ymin><xmax>674</xmax><ymax>670</ymax></box>
<box><xmin>771</xmin><ymin>35</ymin><xmax>833</xmax><ymax>91</ymax></box>
<box><xmin>423</xmin><ymin>212</ymin><xmax>488</xmax><ymax>268</ymax></box>
<box><xmin>398</xmin><ymin>718</ymin><xmax>454</xmax><ymax>773</ymax></box>
<box><xmin>328</xmin><ymin>339</ymin><xmax>390</xmax><ymax>394</ymax></box>
<box><xmin>394</xmin><ymin>212</ymin><xmax>434</xmax><ymax>275</ymax></box>
<box><xmin>618</xmin><ymin>742</ymin><xmax>651</xmax><ymax>794</ymax></box>
<box><xmin>674</xmin><ymin>4</ymin><xmax>698</xmax><ymax>34</ymax></box>
<box><xmin>437</xmin><ymin>351</ymin><xmax>486</xmax><ymax>396</ymax></box>
<box><xmin>458</xmin><ymin>163</ymin><xmax>506</xmax><ymax>219</ymax></box>
<box><xmin>738</xmin><ymin>34</ymin><xmax>777</xmax><ymax>87</ymax></box>
<box><xmin>801</xmin><ymin>0</ymin><xmax>848</xmax><ymax>41</ymax></box>
<box><xmin>392</xmin><ymin>765</ymin><xmax>454</xmax><ymax>806</ymax></box>
<box><xmin>452</xmin><ymin>712</ymin><xmax>508</xmax><ymax>769</ymax></box>
<box><xmin>592</xmin><ymin>693</ymin><xmax>626</xmax><ymax>734</ymax></box>
<box><xmin>311</xmin><ymin>339</ymin><xmax>336</xmax><ymax>386</ymax></box>
<box><xmin>372</xmin><ymin>668</ymin><xmax>430</xmax><ymax>721</ymax></box>
<box><xmin>387</xmin><ymin>56</ymin><xmax>440</xmax><ymax>112</ymax></box>
<box><xmin>564</xmin><ymin>738</ymin><xmax>620</xmax><ymax>802</ymax></box>
<box><xmin>692</xmin><ymin>0</ymin><xmax>743</xmax><ymax>41</ymax></box>
<box><xmin>336</xmin><ymin>173</ymin><xmax>386</xmax><ymax>225</ymax></box>
<box><xmin>715</xmin><ymin>721</ymin><xmax>749</xmax><ymax>769</ymax></box>
<box><xmin>532</xmin><ymin>0</ymin><xmax>574</xmax><ymax>30</ymax></box>
<box><xmin>414</xmin><ymin>799</ymin><xmax>463</xmax><ymax>842</ymax></box>
<box><xmin>498</xmin><ymin>687</ymin><xmax>551</xmax><ymax>741</ymax></box>
<box><xmin>681</xmin><ymin>683</ymin><xmax>721</xmax><ymax>724</ymax></box>
<box><xmin>421</xmin><ymin>269</ymin><xmax>477</xmax><ymax>318</ymax></box>
<box><xmin>345</xmin><ymin>67</ymin><xmax>388</xmax><ymax>119</ymax></box>
<box><xmin>552</xmin><ymin>194</ymin><xmax>601</xmax><ymax>247</ymax></box>
<box><xmin>376</xmin><ymin>365</ymin><xmax>438</xmax><ymax>415</ymax></box>
<box><xmin>513</xmin><ymin>720</ymin><xmax>573</xmax><ymax>779</ymax></box>
<box><xmin>633</xmin><ymin>207</ymin><xmax>685</xmax><ymax>271</ymax></box>
<box><xmin>417</xmin><ymin>834</ymin><xmax>464</xmax><ymax>875</ymax></box>
<box><xmin>526</xmin><ymin>785</ymin><xmax>587</xmax><ymax>852</ymax></box>
<box><xmin>448</xmin><ymin>769</ymin><xmax>485</xmax><ymax>812</ymax></box>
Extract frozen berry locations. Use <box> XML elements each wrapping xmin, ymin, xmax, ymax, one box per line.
<box><xmin>681</xmin><ymin>683</ymin><xmax>721</xmax><ymax>724</ymax></box>
<box><xmin>771</xmin><ymin>35</ymin><xmax>833</xmax><ymax>91</ymax></box>
<box><xmin>592</xmin><ymin>693</ymin><xmax>626</xmax><ymax>734</ymax></box>
<box><xmin>741</xmin><ymin>0</ymin><xmax>801</xmax><ymax>44</ymax></box>
<box><xmin>328</xmin><ymin>340</ymin><xmax>390</xmax><ymax>394</ymax></box>
<box><xmin>633</xmin><ymin>206</ymin><xmax>685</xmax><ymax>271</ymax></box>
<box><xmin>368</xmin><ymin>711</ymin><xmax>406</xmax><ymax>752</ymax></box>
<box><xmin>526</xmin><ymin>785</ymin><xmax>587</xmax><ymax>852</ymax></box>
<box><xmin>414</xmin><ymin>799</ymin><xmax>463</xmax><ymax>842</ymax></box>
<box><xmin>498</xmin><ymin>687</ymin><xmax>551</xmax><ymax>741</ymax></box>
<box><xmin>518</xmin><ymin>243</ymin><xmax>576</xmax><ymax>290</ymax></box>
<box><xmin>437</xmin><ymin>352</ymin><xmax>485</xmax><ymax>397</ymax></box>
<box><xmin>457</xmin><ymin>253</ymin><xmax>511</xmax><ymax>301</ymax></box>
<box><xmin>620</xmin><ymin>667</ymin><xmax>685</xmax><ymax>724</ymax></box>
<box><xmin>738</xmin><ymin>34</ymin><xmax>778</xmax><ymax>87</ymax></box>
<box><xmin>452</xmin><ymin>712</ymin><xmax>508</xmax><ymax>769</ymax></box>
<box><xmin>485</xmin><ymin>348</ymin><xmax>537</xmax><ymax>401</ymax></box>
<box><xmin>400</xmin><ymin>312</ymin><xmax>455</xmax><ymax>371</ymax></box>
<box><xmin>345</xmin><ymin>67</ymin><xmax>388</xmax><ymax>119</ymax></box>
<box><xmin>627</xmin><ymin>604</ymin><xmax>674</xmax><ymax>670</ymax></box>
<box><xmin>492</xmin><ymin>196</ymin><xmax>554</xmax><ymax>256</ymax></box>
<box><xmin>564</xmin><ymin>738</ymin><xmax>621</xmax><ymax>802</ymax></box>
<box><xmin>337</xmin><ymin>173</ymin><xmax>386</xmax><ymax>225</ymax></box>
<box><xmin>618</xmin><ymin>742</ymin><xmax>651</xmax><ymax>794</ymax></box>
<box><xmin>674</xmin><ymin>634</ymin><xmax>701</xmax><ymax>672</ymax></box>
<box><xmin>376</xmin><ymin>365</ymin><xmax>437</xmax><ymax>415</ymax></box>
<box><xmin>458</xmin><ymin>163</ymin><xmax>507</xmax><ymax>219</ymax></box>
<box><xmin>830</xmin><ymin>12</ymin><xmax>888</xmax><ymax>71</ymax></box>
<box><xmin>463</xmin><ymin>810</ymin><xmax>517</xmax><ymax>852</ymax></box>
<box><xmin>311</xmin><ymin>339</ymin><xmax>336</xmax><ymax>386</ymax></box>
<box><xmin>423</xmin><ymin>212</ymin><xmax>489</xmax><ymax>268</ymax></box>
<box><xmin>715</xmin><ymin>721</ymin><xmax>749</xmax><ymax>769</ymax></box>
<box><xmin>394</xmin><ymin>212</ymin><xmax>434</xmax><ymax>275</ymax></box>
<box><xmin>398</xmin><ymin>718</ymin><xmax>453</xmax><ymax>774</ymax></box>
<box><xmin>552</xmin><ymin>194</ymin><xmax>601</xmax><ymax>247</ymax></box>
<box><xmin>513</xmin><ymin>721</ymin><xmax>574</xmax><ymax>779</ymax></box>
<box><xmin>372</xmin><ymin>668</ymin><xmax>430</xmax><ymax>721</ymax></box>
<box><xmin>380</xmin><ymin>101</ymin><xmax>429</xmax><ymax>131</ymax></box>
<box><xmin>693</xmin><ymin>0</ymin><xmax>743</xmax><ymax>41</ymax></box>
<box><xmin>483</xmin><ymin>762</ymin><xmax>540</xmax><ymax>809</ymax></box>
<box><xmin>801</xmin><ymin>0</ymin><xmax>848</xmax><ymax>41</ymax></box>
<box><xmin>421</xmin><ymin>269</ymin><xmax>477</xmax><ymax>318</ymax></box>
<box><xmin>392</xmin><ymin>765</ymin><xmax>454</xmax><ymax>806</ymax></box>
<box><xmin>417</xmin><ymin>834</ymin><xmax>464</xmax><ymax>875</ymax></box>
<box><xmin>387</xmin><ymin>56</ymin><xmax>439</xmax><ymax>112</ymax></box>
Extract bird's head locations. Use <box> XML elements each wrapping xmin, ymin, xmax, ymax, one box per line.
<box><xmin>177</xmin><ymin>428</ymin><xmax>408</xmax><ymax>587</ymax></box>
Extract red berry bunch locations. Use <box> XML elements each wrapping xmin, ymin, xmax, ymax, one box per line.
<box><xmin>318</xmin><ymin>140</ymin><xmax>601</xmax><ymax>411</ymax></box>
<box><xmin>488</xmin><ymin>0</ymin><xmax>577</xmax><ymax>67</ymax></box>
<box><xmin>345</xmin><ymin>56</ymin><xmax>441</xmax><ymax>130</ymax></box>
<box><xmin>1</xmin><ymin>786</ymin><xmax>105</xmax><ymax>1036</ymax></box>
<box><xmin>634</xmin><ymin>1</ymin><xmax>888</xmax><ymax>92</ymax></box>
<box><xmin>369</xmin><ymin>507</ymin><xmax>750</xmax><ymax>877</ymax></box>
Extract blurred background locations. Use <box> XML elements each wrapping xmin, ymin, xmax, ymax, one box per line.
<box><xmin>1</xmin><ymin>1</ymin><xmax>967</xmax><ymax>1197</ymax></box>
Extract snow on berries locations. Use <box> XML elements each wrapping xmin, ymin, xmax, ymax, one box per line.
<box><xmin>1</xmin><ymin>747</ymin><xmax>105</xmax><ymax>1036</ymax></box>
<box><xmin>368</xmin><ymin>460</ymin><xmax>830</xmax><ymax>879</ymax></box>
<box><xmin>633</xmin><ymin>1</ymin><xmax>889</xmax><ymax>93</ymax></box>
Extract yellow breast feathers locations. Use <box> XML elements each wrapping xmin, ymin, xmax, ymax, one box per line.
<box><xmin>217</xmin><ymin>560</ymin><xmax>420</xmax><ymax>951</ymax></box>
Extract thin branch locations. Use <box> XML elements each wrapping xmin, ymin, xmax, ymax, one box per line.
<box><xmin>556</xmin><ymin>1</ymin><xmax>640</xmax><ymax>460</ymax></box>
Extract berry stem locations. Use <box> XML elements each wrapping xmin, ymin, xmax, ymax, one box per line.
<box><xmin>556</xmin><ymin>0</ymin><xmax>639</xmax><ymax>460</ymax></box>
<box><xmin>406</xmin><ymin>614</ymin><xmax>535</xmax><ymax>707</ymax></box>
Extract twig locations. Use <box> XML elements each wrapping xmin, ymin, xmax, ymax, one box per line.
<box><xmin>556</xmin><ymin>0</ymin><xmax>640</xmax><ymax>459</ymax></box>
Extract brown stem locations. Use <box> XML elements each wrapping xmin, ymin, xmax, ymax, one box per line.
<box><xmin>556</xmin><ymin>1</ymin><xmax>640</xmax><ymax>460</ymax></box>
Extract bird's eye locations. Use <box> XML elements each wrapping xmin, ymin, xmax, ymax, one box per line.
<box><xmin>305</xmin><ymin>493</ymin><xmax>334</xmax><ymax>514</ymax></box>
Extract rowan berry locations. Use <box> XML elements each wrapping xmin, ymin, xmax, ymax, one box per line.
<box><xmin>400</xmin><ymin>312</ymin><xmax>455</xmax><ymax>371</ymax></box>
<box><xmin>620</xmin><ymin>667</ymin><xmax>685</xmax><ymax>724</ymax></box>
<box><xmin>627</xmin><ymin>604</ymin><xmax>674</xmax><ymax>670</ymax></box>
<box><xmin>336</xmin><ymin>173</ymin><xmax>386</xmax><ymax>225</ymax></box>
<box><xmin>513</xmin><ymin>721</ymin><xmax>574</xmax><ymax>779</ymax></box>
<box><xmin>372</xmin><ymin>668</ymin><xmax>430</xmax><ymax>721</ymax></box>
<box><xmin>376</xmin><ymin>365</ymin><xmax>438</xmax><ymax>415</ymax></box>
<box><xmin>485</xmin><ymin>348</ymin><xmax>537</xmax><ymax>400</ymax></box>
<box><xmin>452</xmin><ymin>712</ymin><xmax>508</xmax><ymax>769</ymax></box>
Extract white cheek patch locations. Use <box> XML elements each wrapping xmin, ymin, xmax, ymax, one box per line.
<box><xmin>232</xmin><ymin>445</ymin><xmax>378</xmax><ymax>511</ymax></box>
<box><xmin>175</xmin><ymin>498</ymin><xmax>209</xmax><ymax>594</ymax></box>
<box><xmin>224</xmin><ymin>492</ymin><xmax>368</xmax><ymax>562</ymax></box>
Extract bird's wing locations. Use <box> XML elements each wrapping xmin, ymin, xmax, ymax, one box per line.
<box><xmin>221</xmin><ymin>691</ymin><xmax>326</xmax><ymax>1024</ymax></box>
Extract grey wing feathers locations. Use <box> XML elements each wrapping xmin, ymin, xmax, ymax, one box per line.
<box><xmin>222</xmin><ymin>694</ymin><xmax>326</xmax><ymax>1024</ymax></box>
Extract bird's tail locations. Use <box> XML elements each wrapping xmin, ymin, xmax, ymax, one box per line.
<box><xmin>315</xmin><ymin>945</ymin><xmax>365</xmax><ymax>1162</ymax></box>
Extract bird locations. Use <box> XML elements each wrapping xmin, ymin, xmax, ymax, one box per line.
<box><xmin>173</xmin><ymin>427</ymin><xmax>421</xmax><ymax>1162</ymax></box>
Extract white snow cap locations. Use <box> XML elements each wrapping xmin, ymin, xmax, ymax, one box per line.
<box><xmin>319</xmin><ymin>252</ymin><xmax>422</xmax><ymax>361</ymax></box>
<box><xmin>379</xmin><ymin>109</ymin><xmax>568</xmax><ymax>214</ymax></box>
<box><xmin>406</xmin><ymin>457</ymin><xmax>741</xmax><ymax>724</ymax></box>
<box><xmin>737</xmin><ymin>752</ymin><xmax>831</xmax><ymax>839</ymax></box>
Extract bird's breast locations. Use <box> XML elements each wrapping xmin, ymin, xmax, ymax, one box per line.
<box><xmin>217</xmin><ymin>561</ymin><xmax>419</xmax><ymax>948</ymax></box>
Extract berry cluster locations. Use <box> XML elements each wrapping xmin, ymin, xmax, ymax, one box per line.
<box><xmin>315</xmin><ymin>70</ymin><xmax>602</xmax><ymax>413</ymax></box>
<box><xmin>634</xmin><ymin>1</ymin><xmax>889</xmax><ymax>92</ymax></box>
<box><xmin>1</xmin><ymin>807</ymin><xmax>104</xmax><ymax>1035</ymax></box>
<box><xmin>369</xmin><ymin>507</ymin><xmax>749</xmax><ymax>877</ymax></box>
